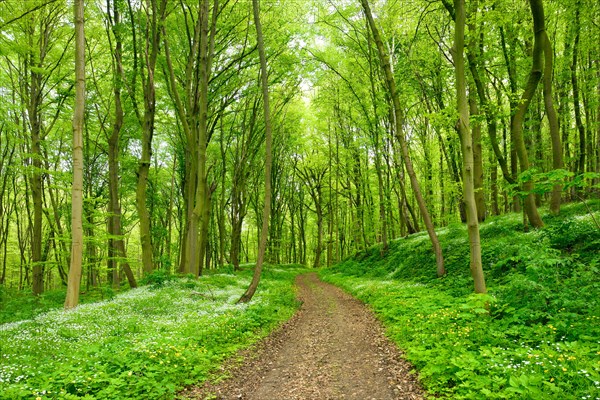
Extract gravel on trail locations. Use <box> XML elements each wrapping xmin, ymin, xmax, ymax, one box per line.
<box><xmin>184</xmin><ymin>272</ymin><xmax>424</xmax><ymax>400</ymax></box>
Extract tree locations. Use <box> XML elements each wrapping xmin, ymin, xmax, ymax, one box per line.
<box><xmin>542</xmin><ymin>30</ymin><xmax>563</xmax><ymax>215</ymax></box>
<box><xmin>296</xmin><ymin>156</ymin><xmax>328</xmax><ymax>268</ymax></box>
<box><xmin>105</xmin><ymin>0</ymin><xmax>137</xmax><ymax>288</ymax></box>
<box><xmin>452</xmin><ymin>0</ymin><xmax>486</xmax><ymax>294</ymax></box>
<box><xmin>64</xmin><ymin>0</ymin><xmax>85</xmax><ymax>309</ymax></box>
<box><xmin>162</xmin><ymin>0</ymin><xmax>217</xmax><ymax>276</ymax></box>
<box><xmin>360</xmin><ymin>0</ymin><xmax>445</xmax><ymax>277</ymax></box>
<box><xmin>510</xmin><ymin>0</ymin><xmax>546</xmax><ymax>229</ymax></box>
<box><xmin>239</xmin><ymin>0</ymin><xmax>273</xmax><ymax>303</ymax></box>
<box><xmin>135</xmin><ymin>0</ymin><xmax>167</xmax><ymax>275</ymax></box>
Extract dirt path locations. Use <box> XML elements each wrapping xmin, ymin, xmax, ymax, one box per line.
<box><xmin>188</xmin><ymin>273</ymin><xmax>423</xmax><ymax>400</ymax></box>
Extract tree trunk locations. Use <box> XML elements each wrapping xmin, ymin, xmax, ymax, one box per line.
<box><xmin>469</xmin><ymin>90</ymin><xmax>485</xmax><ymax>221</ymax></box>
<box><xmin>500</xmin><ymin>25</ymin><xmax>522</xmax><ymax>212</ymax></box>
<box><xmin>65</xmin><ymin>0</ymin><xmax>85</xmax><ymax>309</ymax></box>
<box><xmin>107</xmin><ymin>0</ymin><xmax>137</xmax><ymax>288</ymax></box>
<box><xmin>218</xmin><ymin>127</ymin><xmax>227</xmax><ymax>267</ymax></box>
<box><xmin>542</xmin><ymin>31</ymin><xmax>563</xmax><ymax>215</ymax></box>
<box><xmin>491</xmin><ymin>153</ymin><xmax>500</xmax><ymax>215</ymax></box>
<box><xmin>137</xmin><ymin>106</ymin><xmax>154</xmax><ymax>275</ymax></box>
<box><xmin>597</xmin><ymin>57</ymin><xmax>600</xmax><ymax>184</ymax></box>
<box><xmin>136</xmin><ymin>0</ymin><xmax>166</xmax><ymax>275</ymax></box>
<box><xmin>29</xmin><ymin>61</ymin><xmax>44</xmax><ymax>295</ymax></box>
<box><xmin>510</xmin><ymin>0</ymin><xmax>545</xmax><ymax>229</ymax></box>
<box><xmin>192</xmin><ymin>41</ymin><xmax>209</xmax><ymax>275</ymax></box>
<box><xmin>230</xmin><ymin>169</ymin><xmax>247</xmax><ymax>271</ymax></box>
<box><xmin>571</xmin><ymin>1</ymin><xmax>585</xmax><ymax>176</ymax></box>
<box><xmin>198</xmin><ymin>181</ymin><xmax>216</xmax><ymax>275</ymax></box>
<box><xmin>460</xmin><ymin>4</ymin><xmax>514</xmax><ymax>189</ymax></box>
<box><xmin>163</xmin><ymin>0</ymin><xmax>218</xmax><ymax>276</ymax></box>
<box><xmin>165</xmin><ymin>154</ymin><xmax>176</xmax><ymax>271</ymax></box>
<box><xmin>360</xmin><ymin>0</ymin><xmax>444</xmax><ymax>276</ymax></box>
<box><xmin>314</xmin><ymin>201</ymin><xmax>324</xmax><ymax>268</ymax></box>
<box><xmin>239</xmin><ymin>0</ymin><xmax>273</xmax><ymax>303</ymax></box>
<box><xmin>0</xmin><ymin>137</ymin><xmax>15</xmax><ymax>285</ymax></box>
<box><xmin>453</xmin><ymin>0</ymin><xmax>486</xmax><ymax>294</ymax></box>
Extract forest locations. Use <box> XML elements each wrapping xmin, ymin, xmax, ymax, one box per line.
<box><xmin>0</xmin><ymin>0</ymin><xmax>599</xmax><ymax>398</ymax></box>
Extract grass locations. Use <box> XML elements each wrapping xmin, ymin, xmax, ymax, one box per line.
<box><xmin>0</xmin><ymin>265</ymin><xmax>307</xmax><ymax>399</ymax></box>
<box><xmin>0</xmin><ymin>285</ymin><xmax>120</xmax><ymax>325</ymax></box>
<box><xmin>321</xmin><ymin>201</ymin><xmax>600</xmax><ymax>399</ymax></box>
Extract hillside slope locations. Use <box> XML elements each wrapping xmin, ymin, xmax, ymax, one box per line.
<box><xmin>322</xmin><ymin>202</ymin><xmax>600</xmax><ymax>399</ymax></box>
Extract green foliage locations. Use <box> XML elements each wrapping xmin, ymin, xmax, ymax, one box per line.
<box><xmin>0</xmin><ymin>266</ymin><xmax>307</xmax><ymax>399</ymax></box>
<box><xmin>513</xmin><ymin>169</ymin><xmax>600</xmax><ymax>198</ymax></box>
<box><xmin>321</xmin><ymin>203</ymin><xmax>600</xmax><ymax>399</ymax></box>
<box><xmin>542</xmin><ymin>217</ymin><xmax>600</xmax><ymax>251</ymax></box>
<box><xmin>139</xmin><ymin>269</ymin><xmax>175</xmax><ymax>288</ymax></box>
<box><xmin>0</xmin><ymin>286</ymin><xmax>118</xmax><ymax>325</ymax></box>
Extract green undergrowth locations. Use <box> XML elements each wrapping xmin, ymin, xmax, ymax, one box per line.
<box><xmin>321</xmin><ymin>201</ymin><xmax>600</xmax><ymax>399</ymax></box>
<box><xmin>0</xmin><ymin>265</ymin><xmax>307</xmax><ymax>399</ymax></box>
<box><xmin>0</xmin><ymin>285</ymin><xmax>124</xmax><ymax>325</ymax></box>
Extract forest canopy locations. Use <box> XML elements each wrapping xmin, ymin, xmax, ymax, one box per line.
<box><xmin>0</xmin><ymin>0</ymin><xmax>598</xmax><ymax>301</ymax></box>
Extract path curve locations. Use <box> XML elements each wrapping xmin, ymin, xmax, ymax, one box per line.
<box><xmin>188</xmin><ymin>273</ymin><xmax>423</xmax><ymax>400</ymax></box>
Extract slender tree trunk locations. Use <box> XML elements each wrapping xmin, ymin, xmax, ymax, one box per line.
<box><xmin>375</xmin><ymin>156</ymin><xmax>388</xmax><ymax>251</ymax></box>
<box><xmin>491</xmin><ymin>154</ymin><xmax>500</xmax><ymax>215</ymax></box>
<box><xmin>136</xmin><ymin>0</ymin><xmax>166</xmax><ymax>275</ymax></box>
<box><xmin>542</xmin><ymin>31</ymin><xmax>563</xmax><ymax>214</ymax></box>
<box><xmin>557</xmin><ymin>20</ymin><xmax>572</xmax><ymax>178</ymax></box>
<box><xmin>165</xmin><ymin>155</ymin><xmax>176</xmax><ymax>271</ymax></box>
<box><xmin>239</xmin><ymin>0</ymin><xmax>273</xmax><ymax>303</ymax></box>
<box><xmin>366</xmin><ymin>32</ymin><xmax>389</xmax><ymax>252</ymax></box>
<box><xmin>361</xmin><ymin>0</ymin><xmax>444</xmax><ymax>276</ymax></box>
<box><xmin>500</xmin><ymin>26</ymin><xmax>522</xmax><ymax>212</ymax></box>
<box><xmin>107</xmin><ymin>0</ymin><xmax>137</xmax><ymax>288</ymax></box>
<box><xmin>453</xmin><ymin>0</ymin><xmax>486</xmax><ymax>294</ymax></box>
<box><xmin>230</xmin><ymin>176</ymin><xmax>246</xmax><ymax>271</ymax></box>
<box><xmin>469</xmin><ymin>90</ymin><xmax>485</xmax><ymax>221</ymax></box>
<box><xmin>198</xmin><ymin>182</ymin><xmax>216</xmax><ymax>275</ymax></box>
<box><xmin>65</xmin><ymin>0</ymin><xmax>85</xmax><ymax>309</ymax></box>
<box><xmin>571</xmin><ymin>1</ymin><xmax>585</xmax><ymax>176</ymax></box>
<box><xmin>137</xmin><ymin>106</ymin><xmax>155</xmax><ymax>274</ymax></box>
<box><xmin>218</xmin><ymin>127</ymin><xmax>226</xmax><ymax>267</ymax></box>
<box><xmin>180</xmin><ymin>156</ymin><xmax>197</xmax><ymax>272</ymax></box>
<box><xmin>29</xmin><ymin>71</ymin><xmax>44</xmax><ymax>295</ymax></box>
<box><xmin>510</xmin><ymin>0</ymin><xmax>545</xmax><ymax>228</ymax></box>
<box><xmin>458</xmin><ymin>7</ymin><xmax>513</xmax><ymax>190</ymax></box>
<box><xmin>0</xmin><ymin>139</ymin><xmax>15</xmax><ymax>285</ymax></box>
<box><xmin>597</xmin><ymin>58</ymin><xmax>600</xmax><ymax>183</ymax></box>
<box><xmin>44</xmin><ymin>168</ymin><xmax>70</xmax><ymax>283</ymax></box>
<box><xmin>314</xmin><ymin>202</ymin><xmax>324</xmax><ymax>268</ymax></box>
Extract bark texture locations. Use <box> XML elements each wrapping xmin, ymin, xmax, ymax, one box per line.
<box><xmin>453</xmin><ymin>0</ymin><xmax>487</xmax><ymax>294</ymax></box>
<box><xmin>65</xmin><ymin>0</ymin><xmax>85</xmax><ymax>309</ymax></box>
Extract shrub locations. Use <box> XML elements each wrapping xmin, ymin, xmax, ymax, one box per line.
<box><xmin>140</xmin><ymin>269</ymin><xmax>175</xmax><ymax>288</ymax></box>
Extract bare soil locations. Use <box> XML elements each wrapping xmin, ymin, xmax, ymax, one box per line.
<box><xmin>185</xmin><ymin>272</ymin><xmax>423</xmax><ymax>400</ymax></box>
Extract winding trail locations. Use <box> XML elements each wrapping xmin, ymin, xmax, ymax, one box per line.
<box><xmin>188</xmin><ymin>273</ymin><xmax>423</xmax><ymax>400</ymax></box>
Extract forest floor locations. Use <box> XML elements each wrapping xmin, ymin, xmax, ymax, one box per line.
<box><xmin>184</xmin><ymin>272</ymin><xmax>423</xmax><ymax>400</ymax></box>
